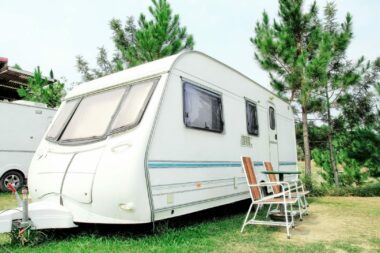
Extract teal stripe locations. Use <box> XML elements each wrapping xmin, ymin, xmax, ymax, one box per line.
<box><xmin>279</xmin><ymin>161</ymin><xmax>297</xmax><ymax>166</ymax></box>
<box><xmin>148</xmin><ymin>161</ymin><xmax>264</xmax><ymax>169</ymax></box>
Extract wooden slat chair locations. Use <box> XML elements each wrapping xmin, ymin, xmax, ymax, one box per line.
<box><xmin>264</xmin><ymin>161</ymin><xmax>309</xmax><ymax>218</ymax></box>
<box><xmin>241</xmin><ymin>156</ymin><xmax>298</xmax><ymax>239</ymax></box>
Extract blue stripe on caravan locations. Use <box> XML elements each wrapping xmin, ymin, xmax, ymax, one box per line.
<box><xmin>279</xmin><ymin>161</ymin><xmax>297</xmax><ymax>166</ymax></box>
<box><xmin>147</xmin><ymin>161</ymin><xmax>264</xmax><ymax>168</ymax></box>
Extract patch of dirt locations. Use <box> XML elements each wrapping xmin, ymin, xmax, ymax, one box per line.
<box><xmin>274</xmin><ymin>197</ymin><xmax>380</xmax><ymax>245</ymax></box>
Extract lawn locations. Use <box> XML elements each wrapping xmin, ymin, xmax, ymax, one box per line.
<box><xmin>0</xmin><ymin>194</ymin><xmax>379</xmax><ymax>253</ymax></box>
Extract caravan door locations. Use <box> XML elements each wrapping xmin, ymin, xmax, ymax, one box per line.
<box><xmin>268</xmin><ymin>104</ymin><xmax>279</xmax><ymax>170</ymax></box>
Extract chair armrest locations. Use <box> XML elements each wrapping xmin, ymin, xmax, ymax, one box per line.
<box><xmin>249</xmin><ymin>181</ymin><xmax>290</xmax><ymax>189</ymax></box>
<box><xmin>248</xmin><ymin>181</ymin><xmax>292</xmax><ymax>197</ymax></box>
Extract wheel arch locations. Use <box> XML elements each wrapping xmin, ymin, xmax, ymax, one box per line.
<box><xmin>0</xmin><ymin>169</ymin><xmax>27</xmax><ymax>180</ymax></box>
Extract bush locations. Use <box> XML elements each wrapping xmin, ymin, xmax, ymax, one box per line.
<box><xmin>309</xmin><ymin>182</ymin><xmax>380</xmax><ymax>197</ymax></box>
<box><xmin>308</xmin><ymin>184</ymin><xmax>329</xmax><ymax>197</ymax></box>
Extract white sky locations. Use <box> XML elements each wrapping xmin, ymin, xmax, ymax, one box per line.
<box><xmin>1</xmin><ymin>0</ymin><xmax>379</xmax><ymax>90</ymax></box>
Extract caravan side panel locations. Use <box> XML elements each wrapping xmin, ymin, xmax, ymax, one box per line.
<box><xmin>147</xmin><ymin>53</ymin><xmax>296</xmax><ymax>221</ymax></box>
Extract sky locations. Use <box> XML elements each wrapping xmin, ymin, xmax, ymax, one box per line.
<box><xmin>1</xmin><ymin>0</ymin><xmax>380</xmax><ymax>90</ymax></box>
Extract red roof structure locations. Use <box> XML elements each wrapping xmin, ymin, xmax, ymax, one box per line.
<box><xmin>0</xmin><ymin>57</ymin><xmax>55</xmax><ymax>101</ymax></box>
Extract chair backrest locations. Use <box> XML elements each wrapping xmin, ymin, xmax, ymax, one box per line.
<box><xmin>241</xmin><ymin>156</ymin><xmax>261</xmax><ymax>200</ymax></box>
<box><xmin>264</xmin><ymin>161</ymin><xmax>281</xmax><ymax>194</ymax></box>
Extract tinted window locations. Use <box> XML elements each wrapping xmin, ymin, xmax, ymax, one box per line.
<box><xmin>246</xmin><ymin>101</ymin><xmax>259</xmax><ymax>136</ymax></box>
<box><xmin>46</xmin><ymin>99</ymin><xmax>79</xmax><ymax>139</ymax></box>
<box><xmin>111</xmin><ymin>80</ymin><xmax>155</xmax><ymax>131</ymax></box>
<box><xmin>269</xmin><ymin>106</ymin><xmax>275</xmax><ymax>130</ymax></box>
<box><xmin>60</xmin><ymin>88</ymin><xmax>125</xmax><ymax>141</ymax></box>
<box><xmin>183</xmin><ymin>82</ymin><xmax>223</xmax><ymax>133</ymax></box>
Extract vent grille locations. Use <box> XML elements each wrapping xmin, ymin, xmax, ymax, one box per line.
<box><xmin>241</xmin><ymin>135</ymin><xmax>252</xmax><ymax>147</ymax></box>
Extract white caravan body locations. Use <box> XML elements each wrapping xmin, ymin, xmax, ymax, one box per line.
<box><xmin>0</xmin><ymin>101</ymin><xmax>56</xmax><ymax>190</ymax></box>
<box><xmin>0</xmin><ymin>51</ymin><xmax>297</xmax><ymax>231</ymax></box>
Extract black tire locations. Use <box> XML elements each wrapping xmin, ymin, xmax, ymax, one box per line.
<box><xmin>0</xmin><ymin>171</ymin><xmax>25</xmax><ymax>192</ymax></box>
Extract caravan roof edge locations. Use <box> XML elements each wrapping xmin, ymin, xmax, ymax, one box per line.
<box><xmin>65</xmin><ymin>51</ymin><xmax>290</xmax><ymax>106</ymax></box>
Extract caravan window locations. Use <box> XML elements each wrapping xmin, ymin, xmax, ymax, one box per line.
<box><xmin>46</xmin><ymin>78</ymin><xmax>158</xmax><ymax>144</ymax></box>
<box><xmin>111</xmin><ymin>80</ymin><xmax>155</xmax><ymax>131</ymax></box>
<box><xmin>269</xmin><ymin>106</ymin><xmax>276</xmax><ymax>130</ymax></box>
<box><xmin>246</xmin><ymin>101</ymin><xmax>259</xmax><ymax>136</ymax></box>
<box><xmin>60</xmin><ymin>88</ymin><xmax>125</xmax><ymax>141</ymax></box>
<box><xmin>46</xmin><ymin>99</ymin><xmax>79</xmax><ymax>139</ymax></box>
<box><xmin>183</xmin><ymin>81</ymin><xmax>223</xmax><ymax>133</ymax></box>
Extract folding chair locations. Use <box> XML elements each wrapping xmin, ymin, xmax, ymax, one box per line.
<box><xmin>264</xmin><ymin>162</ymin><xmax>309</xmax><ymax>217</ymax></box>
<box><xmin>241</xmin><ymin>156</ymin><xmax>298</xmax><ymax>239</ymax></box>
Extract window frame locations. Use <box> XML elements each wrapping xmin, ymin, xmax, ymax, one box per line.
<box><xmin>269</xmin><ymin>106</ymin><xmax>276</xmax><ymax>130</ymax></box>
<box><xmin>182</xmin><ymin>80</ymin><xmax>224</xmax><ymax>134</ymax></box>
<box><xmin>245</xmin><ymin>99</ymin><xmax>259</xmax><ymax>136</ymax></box>
<box><xmin>110</xmin><ymin>79</ymin><xmax>158</xmax><ymax>134</ymax></box>
<box><xmin>46</xmin><ymin>77</ymin><xmax>159</xmax><ymax>146</ymax></box>
<box><xmin>45</xmin><ymin>98</ymin><xmax>81</xmax><ymax>142</ymax></box>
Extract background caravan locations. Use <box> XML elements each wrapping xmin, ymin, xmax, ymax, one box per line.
<box><xmin>0</xmin><ymin>51</ymin><xmax>297</xmax><ymax>232</ymax></box>
<box><xmin>0</xmin><ymin>101</ymin><xmax>56</xmax><ymax>191</ymax></box>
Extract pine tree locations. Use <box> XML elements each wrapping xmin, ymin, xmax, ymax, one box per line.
<box><xmin>310</xmin><ymin>2</ymin><xmax>380</xmax><ymax>186</ymax></box>
<box><xmin>76</xmin><ymin>0</ymin><xmax>194</xmax><ymax>81</ymax></box>
<box><xmin>126</xmin><ymin>0</ymin><xmax>194</xmax><ymax>67</ymax></box>
<box><xmin>315</xmin><ymin>2</ymin><xmax>354</xmax><ymax>186</ymax></box>
<box><xmin>252</xmin><ymin>0</ymin><xmax>330</xmax><ymax>183</ymax></box>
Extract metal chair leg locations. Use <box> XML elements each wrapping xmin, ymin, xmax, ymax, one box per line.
<box><xmin>266</xmin><ymin>204</ymin><xmax>273</xmax><ymax>218</ymax></box>
<box><xmin>241</xmin><ymin>202</ymin><xmax>254</xmax><ymax>233</ymax></box>
<box><xmin>284</xmin><ymin>203</ymin><xmax>290</xmax><ymax>239</ymax></box>
<box><xmin>297</xmin><ymin>197</ymin><xmax>303</xmax><ymax>221</ymax></box>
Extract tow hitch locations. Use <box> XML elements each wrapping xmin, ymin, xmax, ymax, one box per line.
<box><xmin>7</xmin><ymin>183</ymin><xmax>32</xmax><ymax>229</ymax></box>
<box><xmin>0</xmin><ymin>184</ymin><xmax>77</xmax><ymax>235</ymax></box>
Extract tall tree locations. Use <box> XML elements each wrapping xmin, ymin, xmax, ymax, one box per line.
<box><xmin>76</xmin><ymin>0</ymin><xmax>194</xmax><ymax>81</ymax></box>
<box><xmin>252</xmin><ymin>0</ymin><xmax>330</xmax><ymax>182</ymax></box>
<box><xmin>311</xmin><ymin>2</ymin><xmax>355</xmax><ymax>186</ymax></box>
<box><xmin>125</xmin><ymin>0</ymin><xmax>194</xmax><ymax>67</ymax></box>
<box><xmin>310</xmin><ymin>2</ymin><xmax>380</xmax><ymax>186</ymax></box>
<box><xmin>17</xmin><ymin>67</ymin><xmax>65</xmax><ymax>108</ymax></box>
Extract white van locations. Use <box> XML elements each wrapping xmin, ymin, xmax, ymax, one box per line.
<box><xmin>0</xmin><ymin>51</ymin><xmax>297</xmax><ymax>232</ymax></box>
<box><xmin>0</xmin><ymin>101</ymin><xmax>56</xmax><ymax>191</ymax></box>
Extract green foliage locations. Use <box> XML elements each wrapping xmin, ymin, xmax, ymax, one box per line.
<box><xmin>296</xmin><ymin>145</ymin><xmax>304</xmax><ymax>161</ymax></box>
<box><xmin>296</xmin><ymin>122</ymin><xmax>328</xmax><ymax>151</ymax></box>
<box><xmin>76</xmin><ymin>0</ymin><xmax>194</xmax><ymax>81</ymax></box>
<box><xmin>125</xmin><ymin>0</ymin><xmax>194</xmax><ymax>67</ymax></box>
<box><xmin>312</xmin><ymin>148</ymin><xmax>334</xmax><ymax>184</ymax></box>
<box><xmin>312</xmin><ymin>124</ymin><xmax>380</xmax><ymax>186</ymax></box>
<box><xmin>252</xmin><ymin>0</ymin><xmax>334</xmax><ymax>180</ymax></box>
<box><xmin>17</xmin><ymin>67</ymin><xmax>65</xmax><ymax>108</ymax></box>
<box><xmin>310</xmin><ymin>182</ymin><xmax>380</xmax><ymax>197</ymax></box>
<box><xmin>9</xmin><ymin>224</ymin><xmax>47</xmax><ymax>246</ymax></box>
<box><xmin>337</xmin><ymin>126</ymin><xmax>380</xmax><ymax>178</ymax></box>
<box><xmin>12</xmin><ymin>64</ymin><xmax>22</xmax><ymax>70</ymax></box>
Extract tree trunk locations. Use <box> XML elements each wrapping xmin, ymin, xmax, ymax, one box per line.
<box><xmin>301</xmin><ymin>106</ymin><xmax>312</xmax><ymax>180</ymax></box>
<box><xmin>325</xmin><ymin>87</ymin><xmax>339</xmax><ymax>187</ymax></box>
<box><xmin>327</xmin><ymin>131</ymin><xmax>339</xmax><ymax>186</ymax></box>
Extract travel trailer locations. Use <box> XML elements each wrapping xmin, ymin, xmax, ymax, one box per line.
<box><xmin>0</xmin><ymin>51</ymin><xmax>297</xmax><ymax>232</ymax></box>
<box><xmin>0</xmin><ymin>101</ymin><xmax>56</xmax><ymax>192</ymax></box>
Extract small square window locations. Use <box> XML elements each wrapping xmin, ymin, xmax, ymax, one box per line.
<box><xmin>183</xmin><ymin>81</ymin><xmax>223</xmax><ymax>133</ymax></box>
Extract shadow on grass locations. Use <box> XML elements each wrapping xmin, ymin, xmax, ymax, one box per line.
<box><xmin>41</xmin><ymin>199</ymin><xmax>251</xmax><ymax>242</ymax></box>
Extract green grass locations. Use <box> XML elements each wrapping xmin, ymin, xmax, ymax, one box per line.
<box><xmin>0</xmin><ymin>195</ymin><xmax>379</xmax><ymax>253</ymax></box>
<box><xmin>0</xmin><ymin>192</ymin><xmax>17</xmax><ymax>210</ymax></box>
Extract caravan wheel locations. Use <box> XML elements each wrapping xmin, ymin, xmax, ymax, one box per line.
<box><xmin>0</xmin><ymin>171</ymin><xmax>25</xmax><ymax>192</ymax></box>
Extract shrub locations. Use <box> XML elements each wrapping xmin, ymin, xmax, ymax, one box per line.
<box><xmin>308</xmin><ymin>182</ymin><xmax>380</xmax><ymax>197</ymax></box>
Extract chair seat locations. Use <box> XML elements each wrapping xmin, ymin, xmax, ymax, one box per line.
<box><xmin>258</xmin><ymin>197</ymin><xmax>298</xmax><ymax>204</ymax></box>
<box><xmin>290</xmin><ymin>190</ymin><xmax>310</xmax><ymax>197</ymax></box>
